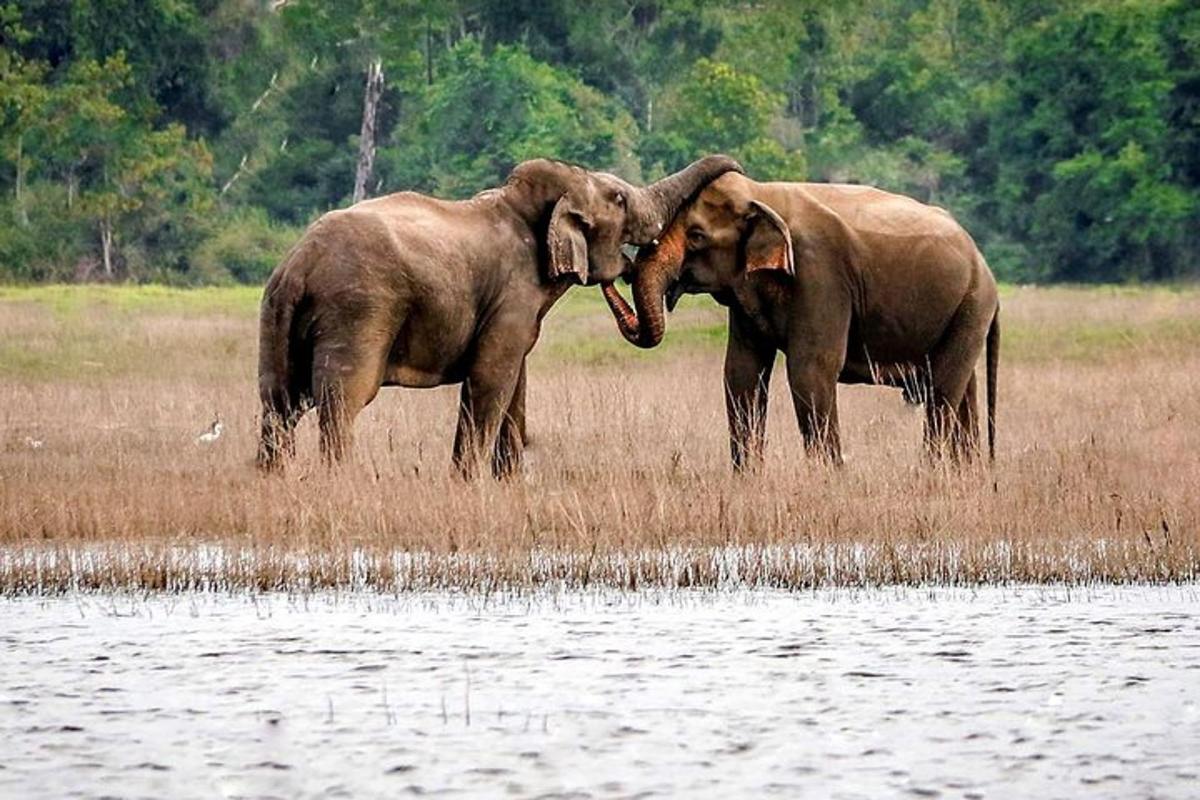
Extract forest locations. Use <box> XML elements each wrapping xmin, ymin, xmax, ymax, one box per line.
<box><xmin>1</xmin><ymin>0</ymin><xmax>1196</xmax><ymax>285</ymax></box>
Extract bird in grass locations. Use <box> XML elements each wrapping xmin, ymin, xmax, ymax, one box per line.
<box><xmin>195</xmin><ymin>416</ymin><xmax>223</xmax><ymax>445</ymax></box>
<box><xmin>23</xmin><ymin>436</ymin><xmax>44</xmax><ymax>450</ymax></box>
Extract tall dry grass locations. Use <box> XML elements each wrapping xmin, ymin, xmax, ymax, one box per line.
<box><xmin>0</xmin><ymin>285</ymin><xmax>1197</xmax><ymax>593</ymax></box>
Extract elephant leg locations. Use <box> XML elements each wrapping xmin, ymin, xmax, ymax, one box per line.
<box><xmin>787</xmin><ymin>357</ymin><xmax>842</xmax><ymax>463</ymax></box>
<box><xmin>924</xmin><ymin>297</ymin><xmax>991</xmax><ymax>463</ymax></box>
<box><xmin>258</xmin><ymin>393</ymin><xmax>301</xmax><ymax>471</ymax></box>
<box><xmin>725</xmin><ymin>310</ymin><xmax>775</xmax><ymax>472</ymax></box>
<box><xmin>258</xmin><ymin>341</ymin><xmax>313</xmax><ymax>471</ymax></box>
<box><xmin>453</xmin><ymin>325</ymin><xmax>529</xmax><ymax>480</ymax></box>
<box><xmin>785</xmin><ymin>292</ymin><xmax>851</xmax><ymax>464</ymax></box>
<box><xmin>925</xmin><ymin>387</ymin><xmax>980</xmax><ymax>463</ymax></box>
<box><xmin>313</xmin><ymin>333</ymin><xmax>388</xmax><ymax>465</ymax></box>
<box><xmin>492</xmin><ymin>360</ymin><xmax>527</xmax><ymax>479</ymax></box>
<box><xmin>954</xmin><ymin>373</ymin><xmax>980</xmax><ymax>460</ymax></box>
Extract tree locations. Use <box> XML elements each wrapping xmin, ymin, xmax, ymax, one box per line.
<box><xmin>279</xmin><ymin>0</ymin><xmax>425</xmax><ymax>202</ymax></box>
<box><xmin>3</xmin><ymin>0</ymin><xmax>1199</xmax><ymax>284</ymax></box>
<box><xmin>381</xmin><ymin>38</ymin><xmax>637</xmax><ymax>197</ymax></box>
<box><xmin>17</xmin><ymin>54</ymin><xmax>214</xmax><ymax>278</ymax></box>
<box><xmin>75</xmin><ymin>121</ymin><xmax>214</xmax><ymax>278</ymax></box>
<box><xmin>352</xmin><ymin>57</ymin><xmax>384</xmax><ymax>202</ymax></box>
<box><xmin>641</xmin><ymin>58</ymin><xmax>805</xmax><ymax>179</ymax></box>
<box><xmin>988</xmin><ymin>1</ymin><xmax>1194</xmax><ymax>280</ymax></box>
<box><xmin>15</xmin><ymin>0</ymin><xmax>225</xmax><ymax>136</ymax></box>
<box><xmin>0</xmin><ymin>4</ymin><xmax>49</xmax><ymax>226</ymax></box>
<box><xmin>1161</xmin><ymin>0</ymin><xmax>1200</xmax><ymax>246</ymax></box>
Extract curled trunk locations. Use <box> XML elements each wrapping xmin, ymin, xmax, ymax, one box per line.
<box><xmin>605</xmin><ymin>154</ymin><xmax>739</xmax><ymax>349</ymax></box>
<box><xmin>602</xmin><ymin>216</ymin><xmax>687</xmax><ymax>349</ymax></box>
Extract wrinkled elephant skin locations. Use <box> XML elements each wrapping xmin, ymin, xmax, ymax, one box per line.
<box><xmin>257</xmin><ymin>156</ymin><xmax>741</xmax><ymax>477</ymax></box>
<box><xmin>606</xmin><ymin>173</ymin><xmax>1000</xmax><ymax>468</ymax></box>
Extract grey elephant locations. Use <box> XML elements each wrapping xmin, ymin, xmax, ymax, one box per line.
<box><xmin>603</xmin><ymin>171</ymin><xmax>999</xmax><ymax>467</ymax></box>
<box><xmin>257</xmin><ymin>156</ymin><xmax>741</xmax><ymax>477</ymax></box>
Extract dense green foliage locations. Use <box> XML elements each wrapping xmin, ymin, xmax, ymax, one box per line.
<box><xmin>2</xmin><ymin>0</ymin><xmax>1197</xmax><ymax>284</ymax></box>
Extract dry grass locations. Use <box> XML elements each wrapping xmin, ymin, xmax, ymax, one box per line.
<box><xmin>1</xmin><ymin>284</ymin><xmax>1198</xmax><ymax>594</ymax></box>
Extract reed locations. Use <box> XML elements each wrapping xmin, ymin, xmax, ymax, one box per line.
<box><xmin>1</xmin><ymin>284</ymin><xmax>1196</xmax><ymax>594</ymax></box>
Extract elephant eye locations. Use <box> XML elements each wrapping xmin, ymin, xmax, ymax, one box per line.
<box><xmin>686</xmin><ymin>228</ymin><xmax>707</xmax><ymax>249</ymax></box>
<box><xmin>614</xmin><ymin>191</ymin><xmax>626</xmax><ymax>207</ymax></box>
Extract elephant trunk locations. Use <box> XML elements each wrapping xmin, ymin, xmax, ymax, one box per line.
<box><xmin>602</xmin><ymin>217</ymin><xmax>687</xmax><ymax>349</ymax></box>
<box><xmin>626</xmin><ymin>155</ymin><xmax>741</xmax><ymax>244</ymax></box>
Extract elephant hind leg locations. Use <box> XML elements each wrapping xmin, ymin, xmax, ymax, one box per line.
<box><xmin>924</xmin><ymin>299</ymin><xmax>990</xmax><ymax>464</ymax></box>
<box><xmin>955</xmin><ymin>373</ymin><xmax>980</xmax><ymax>459</ymax></box>
<box><xmin>926</xmin><ymin>372</ymin><xmax>980</xmax><ymax>463</ymax></box>
<box><xmin>312</xmin><ymin>335</ymin><xmax>390</xmax><ymax>465</ymax></box>
<box><xmin>257</xmin><ymin>340</ymin><xmax>312</xmax><ymax>472</ymax></box>
<box><xmin>925</xmin><ymin>389</ymin><xmax>981</xmax><ymax>463</ymax></box>
<box><xmin>258</xmin><ymin>391</ymin><xmax>302</xmax><ymax>471</ymax></box>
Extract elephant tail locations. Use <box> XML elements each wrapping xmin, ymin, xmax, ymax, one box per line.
<box><xmin>257</xmin><ymin>258</ymin><xmax>307</xmax><ymax>470</ymax></box>
<box><xmin>986</xmin><ymin>304</ymin><xmax>1000</xmax><ymax>462</ymax></box>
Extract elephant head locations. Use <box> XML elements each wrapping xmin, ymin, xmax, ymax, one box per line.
<box><xmin>603</xmin><ymin>172</ymin><xmax>793</xmax><ymax>347</ymax></box>
<box><xmin>508</xmin><ymin>155</ymin><xmax>743</xmax><ymax>287</ymax></box>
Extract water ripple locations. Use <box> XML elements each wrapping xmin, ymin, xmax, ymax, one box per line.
<box><xmin>0</xmin><ymin>586</ymin><xmax>1197</xmax><ymax>799</ymax></box>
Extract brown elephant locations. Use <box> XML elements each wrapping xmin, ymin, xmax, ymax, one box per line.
<box><xmin>602</xmin><ymin>172</ymin><xmax>999</xmax><ymax>468</ymax></box>
<box><xmin>257</xmin><ymin>156</ymin><xmax>741</xmax><ymax>477</ymax></box>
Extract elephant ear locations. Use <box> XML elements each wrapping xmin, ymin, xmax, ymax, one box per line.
<box><xmin>742</xmin><ymin>200</ymin><xmax>794</xmax><ymax>276</ymax></box>
<box><xmin>546</xmin><ymin>197</ymin><xmax>590</xmax><ymax>284</ymax></box>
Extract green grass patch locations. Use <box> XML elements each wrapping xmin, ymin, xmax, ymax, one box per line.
<box><xmin>996</xmin><ymin>281</ymin><xmax>1200</xmax><ymax>299</ymax></box>
<box><xmin>1003</xmin><ymin>317</ymin><xmax>1200</xmax><ymax>363</ymax></box>
<box><xmin>2</xmin><ymin>283</ymin><xmax>1198</xmax><ymax>383</ymax></box>
<box><xmin>0</xmin><ymin>284</ymin><xmax>263</xmax><ymax>320</ymax></box>
<box><xmin>539</xmin><ymin>320</ymin><xmax>727</xmax><ymax>365</ymax></box>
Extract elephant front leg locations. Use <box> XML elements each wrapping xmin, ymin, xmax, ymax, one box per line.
<box><xmin>492</xmin><ymin>360</ymin><xmax>527</xmax><ymax>478</ymax></box>
<box><xmin>724</xmin><ymin>312</ymin><xmax>775</xmax><ymax>472</ymax></box>
<box><xmin>452</xmin><ymin>329</ymin><xmax>529</xmax><ymax>480</ymax></box>
<box><xmin>786</xmin><ymin>358</ymin><xmax>842</xmax><ymax>463</ymax></box>
<box><xmin>785</xmin><ymin>291</ymin><xmax>850</xmax><ymax>464</ymax></box>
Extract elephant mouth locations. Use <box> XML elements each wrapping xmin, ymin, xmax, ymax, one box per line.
<box><xmin>585</xmin><ymin>251</ymin><xmax>636</xmax><ymax>287</ymax></box>
<box><xmin>665</xmin><ymin>280</ymin><xmax>686</xmax><ymax>312</ymax></box>
<box><xmin>620</xmin><ymin>250</ymin><xmax>636</xmax><ymax>284</ymax></box>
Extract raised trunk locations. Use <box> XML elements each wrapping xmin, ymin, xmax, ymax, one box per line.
<box><xmin>602</xmin><ymin>216</ymin><xmax>687</xmax><ymax>349</ymax></box>
<box><xmin>352</xmin><ymin>59</ymin><xmax>385</xmax><ymax>204</ymax></box>
<box><xmin>626</xmin><ymin>155</ymin><xmax>741</xmax><ymax>244</ymax></box>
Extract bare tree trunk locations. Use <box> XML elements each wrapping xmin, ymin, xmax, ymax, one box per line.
<box><xmin>352</xmin><ymin>59</ymin><xmax>385</xmax><ymax>204</ymax></box>
<box><xmin>14</xmin><ymin>134</ymin><xmax>28</xmax><ymax>227</ymax></box>
<box><xmin>100</xmin><ymin>217</ymin><xmax>114</xmax><ymax>279</ymax></box>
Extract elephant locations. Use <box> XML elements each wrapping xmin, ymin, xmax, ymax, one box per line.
<box><xmin>257</xmin><ymin>155</ymin><xmax>742</xmax><ymax>477</ymax></box>
<box><xmin>602</xmin><ymin>171</ymin><xmax>1000</xmax><ymax>468</ymax></box>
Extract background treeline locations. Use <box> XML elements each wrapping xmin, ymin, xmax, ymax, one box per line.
<box><xmin>1</xmin><ymin>0</ymin><xmax>1197</xmax><ymax>285</ymax></box>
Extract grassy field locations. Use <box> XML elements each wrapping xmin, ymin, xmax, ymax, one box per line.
<box><xmin>1</xmin><ymin>283</ymin><xmax>1198</xmax><ymax>593</ymax></box>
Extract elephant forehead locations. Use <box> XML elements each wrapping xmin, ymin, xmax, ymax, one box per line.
<box><xmin>577</xmin><ymin>177</ymin><xmax>628</xmax><ymax>212</ymax></box>
<box><xmin>690</xmin><ymin>194</ymin><xmax>736</xmax><ymax>227</ymax></box>
<box><xmin>703</xmin><ymin>171</ymin><xmax>749</xmax><ymax>199</ymax></box>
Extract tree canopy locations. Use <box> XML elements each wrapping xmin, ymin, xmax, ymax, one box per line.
<box><xmin>1</xmin><ymin>0</ymin><xmax>1197</xmax><ymax>284</ymax></box>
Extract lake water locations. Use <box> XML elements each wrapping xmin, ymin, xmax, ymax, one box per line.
<box><xmin>1</xmin><ymin>587</ymin><xmax>1198</xmax><ymax>799</ymax></box>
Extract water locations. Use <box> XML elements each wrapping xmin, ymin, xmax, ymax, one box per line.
<box><xmin>1</xmin><ymin>587</ymin><xmax>1198</xmax><ymax>799</ymax></box>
